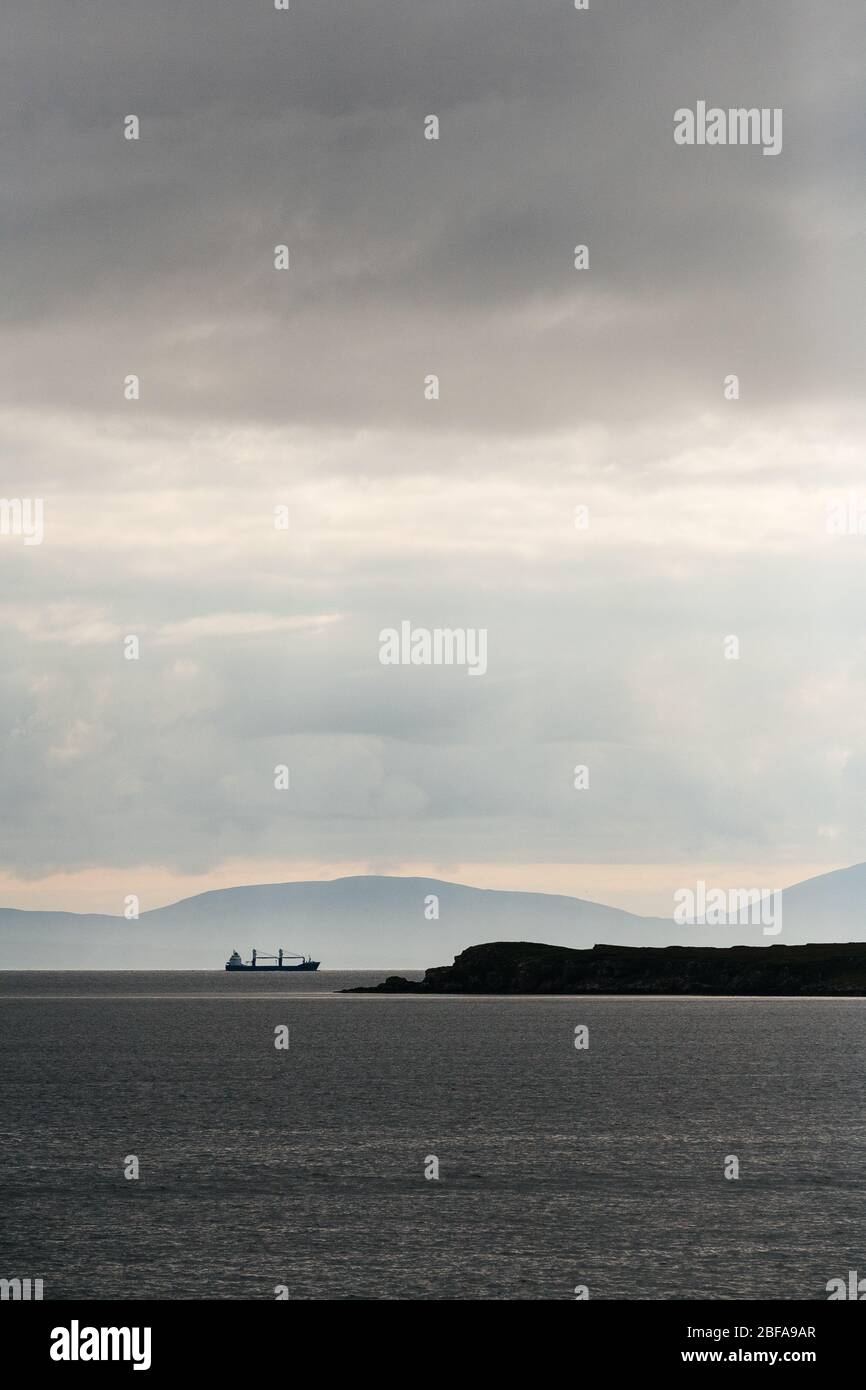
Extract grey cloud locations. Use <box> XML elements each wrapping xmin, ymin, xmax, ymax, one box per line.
<box><xmin>1</xmin><ymin>0</ymin><xmax>864</xmax><ymax>892</ymax></box>
<box><xmin>1</xmin><ymin>2</ymin><xmax>861</xmax><ymax>432</ymax></box>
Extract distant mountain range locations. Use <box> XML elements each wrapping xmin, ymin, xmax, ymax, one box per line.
<box><xmin>1</xmin><ymin>863</ymin><xmax>865</xmax><ymax>969</ymax></box>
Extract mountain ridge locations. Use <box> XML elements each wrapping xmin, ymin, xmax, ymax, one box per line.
<box><xmin>1</xmin><ymin>863</ymin><xmax>864</xmax><ymax>969</ymax></box>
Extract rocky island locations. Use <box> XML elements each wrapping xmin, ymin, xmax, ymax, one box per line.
<box><xmin>343</xmin><ymin>939</ymin><xmax>866</xmax><ymax>995</ymax></box>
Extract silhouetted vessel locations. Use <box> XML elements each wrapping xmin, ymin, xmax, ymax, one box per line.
<box><xmin>225</xmin><ymin>949</ymin><xmax>320</xmax><ymax>972</ymax></box>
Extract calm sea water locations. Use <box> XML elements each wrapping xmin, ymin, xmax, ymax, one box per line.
<box><xmin>1</xmin><ymin>972</ymin><xmax>864</xmax><ymax>1301</ymax></box>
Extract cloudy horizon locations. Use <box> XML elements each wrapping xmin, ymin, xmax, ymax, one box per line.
<box><xmin>2</xmin><ymin>1</ymin><xmax>865</xmax><ymax>920</ymax></box>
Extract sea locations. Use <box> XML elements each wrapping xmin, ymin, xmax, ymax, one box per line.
<box><xmin>1</xmin><ymin>971</ymin><xmax>864</xmax><ymax>1301</ymax></box>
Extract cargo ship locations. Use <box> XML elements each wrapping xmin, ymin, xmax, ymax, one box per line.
<box><xmin>225</xmin><ymin>949</ymin><xmax>320</xmax><ymax>972</ymax></box>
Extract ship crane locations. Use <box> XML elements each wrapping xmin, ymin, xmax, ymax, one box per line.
<box><xmin>252</xmin><ymin>949</ymin><xmax>307</xmax><ymax>966</ymax></box>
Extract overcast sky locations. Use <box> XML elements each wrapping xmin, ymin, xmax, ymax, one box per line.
<box><xmin>1</xmin><ymin>0</ymin><xmax>864</xmax><ymax>916</ymax></box>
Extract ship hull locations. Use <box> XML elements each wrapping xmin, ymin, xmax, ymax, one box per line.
<box><xmin>225</xmin><ymin>961</ymin><xmax>320</xmax><ymax>972</ymax></box>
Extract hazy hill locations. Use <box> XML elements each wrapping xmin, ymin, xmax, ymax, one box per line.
<box><xmin>0</xmin><ymin>863</ymin><xmax>864</xmax><ymax>969</ymax></box>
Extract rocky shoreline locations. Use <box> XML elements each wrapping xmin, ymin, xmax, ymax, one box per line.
<box><xmin>342</xmin><ymin>939</ymin><xmax>866</xmax><ymax>996</ymax></box>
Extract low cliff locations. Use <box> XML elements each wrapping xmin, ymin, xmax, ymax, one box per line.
<box><xmin>343</xmin><ymin>939</ymin><xmax>866</xmax><ymax>995</ymax></box>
